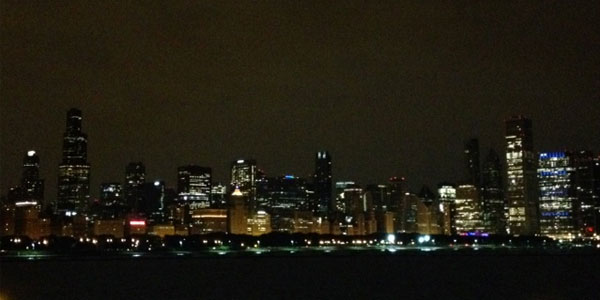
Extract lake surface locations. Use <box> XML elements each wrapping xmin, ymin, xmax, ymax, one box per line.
<box><xmin>2</xmin><ymin>251</ymin><xmax>600</xmax><ymax>299</ymax></box>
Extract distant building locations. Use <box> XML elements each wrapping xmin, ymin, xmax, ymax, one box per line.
<box><xmin>20</xmin><ymin>150</ymin><xmax>44</xmax><ymax>206</ymax></box>
<box><xmin>189</xmin><ymin>208</ymin><xmax>227</xmax><ymax>234</ymax></box>
<box><xmin>227</xmin><ymin>188</ymin><xmax>248</xmax><ymax>234</ymax></box>
<box><xmin>96</xmin><ymin>182</ymin><xmax>124</xmax><ymax>219</ymax></box>
<box><xmin>464</xmin><ymin>138</ymin><xmax>481</xmax><ymax>187</ymax></box>
<box><xmin>482</xmin><ymin>149</ymin><xmax>506</xmax><ymax>234</ymax></box>
<box><xmin>437</xmin><ymin>183</ymin><xmax>456</xmax><ymax>235</ymax></box>
<box><xmin>124</xmin><ymin>162</ymin><xmax>145</xmax><ymax>213</ymax></box>
<box><xmin>247</xmin><ymin>210</ymin><xmax>271</xmax><ymax>236</ymax></box>
<box><xmin>505</xmin><ymin>116</ymin><xmax>538</xmax><ymax>235</ymax></box>
<box><xmin>417</xmin><ymin>186</ymin><xmax>441</xmax><ymax>235</ymax></box>
<box><xmin>143</xmin><ymin>180</ymin><xmax>167</xmax><ymax>223</ymax></box>
<box><xmin>572</xmin><ymin>151</ymin><xmax>599</xmax><ymax>236</ymax></box>
<box><xmin>177</xmin><ymin>165</ymin><xmax>211</xmax><ymax>209</ymax></box>
<box><xmin>538</xmin><ymin>152</ymin><xmax>576</xmax><ymax>239</ymax></box>
<box><xmin>230</xmin><ymin>159</ymin><xmax>257</xmax><ymax>210</ymax></box>
<box><xmin>210</xmin><ymin>182</ymin><xmax>227</xmax><ymax>208</ymax></box>
<box><xmin>56</xmin><ymin>108</ymin><xmax>91</xmax><ymax>216</ymax></box>
<box><xmin>313</xmin><ymin>151</ymin><xmax>332</xmax><ymax>214</ymax></box>
<box><xmin>454</xmin><ymin>184</ymin><xmax>484</xmax><ymax>234</ymax></box>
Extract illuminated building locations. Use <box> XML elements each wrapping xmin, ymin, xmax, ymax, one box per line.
<box><xmin>538</xmin><ymin>152</ymin><xmax>576</xmax><ymax>239</ymax></box>
<box><xmin>464</xmin><ymin>138</ymin><xmax>481</xmax><ymax>187</ymax></box>
<box><xmin>437</xmin><ymin>183</ymin><xmax>455</xmax><ymax>235</ymax></box>
<box><xmin>93</xmin><ymin>219</ymin><xmax>125</xmax><ymax>238</ymax></box>
<box><xmin>247</xmin><ymin>210</ymin><xmax>271</xmax><ymax>236</ymax></box>
<box><xmin>454</xmin><ymin>184</ymin><xmax>484</xmax><ymax>234</ymax></box>
<box><xmin>56</xmin><ymin>108</ymin><xmax>91</xmax><ymax>216</ymax></box>
<box><xmin>334</xmin><ymin>181</ymin><xmax>355</xmax><ymax>213</ymax></box>
<box><xmin>93</xmin><ymin>182</ymin><xmax>124</xmax><ymax>219</ymax></box>
<box><xmin>148</xmin><ymin>224</ymin><xmax>175</xmax><ymax>238</ymax></box>
<box><xmin>126</xmin><ymin>218</ymin><xmax>147</xmax><ymax>235</ymax></box>
<box><xmin>417</xmin><ymin>186</ymin><xmax>441</xmax><ymax>235</ymax></box>
<box><xmin>230</xmin><ymin>159</ymin><xmax>257</xmax><ymax>209</ymax></box>
<box><xmin>227</xmin><ymin>188</ymin><xmax>248</xmax><ymax>234</ymax></box>
<box><xmin>177</xmin><ymin>165</ymin><xmax>211</xmax><ymax>208</ymax></box>
<box><xmin>124</xmin><ymin>162</ymin><xmax>145</xmax><ymax>213</ymax></box>
<box><xmin>482</xmin><ymin>149</ymin><xmax>506</xmax><ymax>234</ymax></box>
<box><xmin>20</xmin><ymin>150</ymin><xmax>44</xmax><ymax>206</ymax></box>
<box><xmin>505</xmin><ymin>116</ymin><xmax>539</xmax><ymax>235</ymax></box>
<box><xmin>572</xmin><ymin>151</ymin><xmax>598</xmax><ymax>236</ymax></box>
<box><xmin>189</xmin><ymin>208</ymin><xmax>227</xmax><ymax>234</ymax></box>
<box><xmin>210</xmin><ymin>182</ymin><xmax>227</xmax><ymax>208</ymax></box>
<box><xmin>313</xmin><ymin>151</ymin><xmax>332</xmax><ymax>214</ymax></box>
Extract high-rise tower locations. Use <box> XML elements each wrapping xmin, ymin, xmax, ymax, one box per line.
<box><xmin>505</xmin><ymin>116</ymin><xmax>538</xmax><ymax>235</ymax></box>
<box><xmin>464</xmin><ymin>138</ymin><xmax>481</xmax><ymax>187</ymax></box>
<box><xmin>313</xmin><ymin>151</ymin><xmax>332</xmax><ymax>214</ymax></box>
<box><xmin>56</xmin><ymin>108</ymin><xmax>90</xmax><ymax>216</ymax></box>
<box><xmin>21</xmin><ymin>150</ymin><xmax>44</xmax><ymax>205</ymax></box>
<box><xmin>230</xmin><ymin>159</ymin><xmax>257</xmax><ymax>210</ymax></box>
<box><xmin>124</xmin><ymin>162</ymin><xmax>145</xmax><ymax>213</ymax></box>
<box><xmin>482</xmin><ymin>149</ymin><xmax>506</xmax><ymax>234</ymax></box>
<box><xmin>177</xmin><ymin>165</ymin><xmax>211</xmax><ymax>208</ymax></box>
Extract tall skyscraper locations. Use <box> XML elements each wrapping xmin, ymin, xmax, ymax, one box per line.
<box><xmin>313</xmin><ymin>151</ymin><xmax>332</xmax><ymax>214</ymax></box>
<box><xmin>124</xmin><ymin>162</ymin><xmax>145</xmax><ymax>213</ymax></box>
<box><xmin>482</xmin><ymin>149</ymin><xmax>506</xmax><ymax>234</ymax></box>
<box><xmin>505</xmin><ymin>116</ymin><xmax>538</xmax><ymax>235</ymax></box>
<box><xmin>230</xmin><ymin>159</ymin><xmax>257</xmax><ymax>209</ymax></box>
<box><xmin>178</xmin><ymin>165</ymin><xmax>211</xmax><ymax>208</ymax></box>
<box><xmin>572</xmin><ymin>151</ymin><xmax>598</xmax><ymax>236</ymax></box>
<box><xmin>464</xmin><ymin>138</ymin><xmax>481</xmax><ymax>187</ymax></box>
<box><xmin>20</xmin><ymin>150</ymin><xmax>44</xmax><ymax>206</ymax></box>
<box><xmin>538</xmin><ymin>152</ymin><xmax>576</xmax><ymax>239</ymax></box>
<box><xmin>56</xmin><ymin>108</ymin><xmax>90</xmax><ymax>216</ymax></box>
<box><xmin>454</xmin><ymin>184</ymin><xmax>484</xmax><ymax>234</ymax></box>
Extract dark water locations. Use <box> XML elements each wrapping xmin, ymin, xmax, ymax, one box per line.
<box><xmin>2</xmin><ymin>253</ymin><xmax>599</xmax><ymax>300</ymax></box>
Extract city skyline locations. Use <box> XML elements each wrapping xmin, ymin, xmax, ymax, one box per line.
<box><xmin>2</xmin><ymin>1</ymin><xmax>600</xmax><ymax>200</ymax></box>
<box><xmin>1</xmin><ymin>108</ymin><xmax>599</xmax><ymax>201</ymax></box>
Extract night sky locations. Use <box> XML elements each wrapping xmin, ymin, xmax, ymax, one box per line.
<box><xmin>2</xmin><ymin>1</ymin><xmax>599</xmax><ymax>200</ymax></box>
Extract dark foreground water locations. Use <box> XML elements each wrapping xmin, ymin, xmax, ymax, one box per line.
<box><xmin>2</xmin><ymin>252</ymin><xmax>600</xmax><ymax>300</ymax></box>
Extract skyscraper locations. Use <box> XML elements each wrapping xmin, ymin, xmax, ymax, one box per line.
<box><xmin>437</xmin><ymin>183</ymin><xmax>456</xmax><ymax>235</ymax></box>
<box><xmin>313</xmin><ymin>151</ymin><xmax>332</xmax><ymax>214</ymax></box>
<box><xmin>505</xmin><ymin>116</ymin><xmax>538</xmax><ymax>235</ymax></box>
<box><xmin>178</xmin><ymin>165</ymin><xmax>211</xmax><ymax>208</ymax></box>
<box><xmin>124</xmin><ymin>162</ymin><xmax>145</xmax><ymax>213</ymax></box>
<box><xmin>454</xmin><ymin>184</ymin><xmax>484</xmax><ymax>234</ymax></box>
<box><xmin>464</xmin><ymin>138</ymin><xmax>481</xmax><ymax>187</ymax></box>
<box><xmin>56</xmin><ymin>108</ymin><xmax>90</xmax><ymax>216</ymax></box>
<box><xmin>482</xmin><ymin>149</ymin><xmax>506</xmax><ymax>234</ymax></box>
<box><xmin>230</xmin><ymin>159</ymin><xmax>257</xmax><ymax>209</ymax></box>
<box><xmin>572</xmin><ymin>151</ymin><xmax>598</xmax><ymax>236</ymax></box>
<box><xmin>20</xmin><ymin>150</ymin><xmax>44</xmax><ymax>206</ymax></box>
<box><xmin>538</xmin><ymin>152</ymin><xmax>576</xmax><ymax>239</ymax></box>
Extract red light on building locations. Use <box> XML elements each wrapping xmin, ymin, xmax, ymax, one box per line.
<box><xmin>586</xmin><ymin>226</ymin><xmax>594</xmax><ymax>233</ymax></box>
<box><xmin>129</xmin><ymin>220</ymin><xmax>146</xmax><ymax>226</ymax></box>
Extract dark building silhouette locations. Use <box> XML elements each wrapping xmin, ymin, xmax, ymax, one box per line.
<box><xmin>313</xmin><ymin>151</ymin><xmax>332</xmax><ymax>214</ymax></box>
<box><xmin>482</xmin><ymin>149</ymin><xmax>506</xmax><ymax>234</ymax></box>
<box><xmin>21</xmin><ymin>150</ymin><xmax>44</xmax><ymax>205</ymax></box>
<box><xmin>572</xmin><ymin>151</ymin><xmax>598</xmax><ymax>236</ymax></box>
<box><xmin>464</xmin><ymin>138</ymin><xmax>481</xmax><ymax>187</ymax></box>
<box><xmin>505</xmin><ymin>116</ymin><xmax>538</xmax><ymax>235</ymax></box>
<box><xmin>124</xmin><ymin>162</ymin><xmax>145</xmax><ymax>213</ymax></box>
<box><xmin>56</xmin><ymin>108</ymin><xmax>90</xmax><ymax>216</ymax></box>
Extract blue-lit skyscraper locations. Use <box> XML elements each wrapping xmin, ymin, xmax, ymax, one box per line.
<box><xmin>538</xmin><ymin>151</ymin><xmax>576</xmax><ymax>239</ymax></box>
